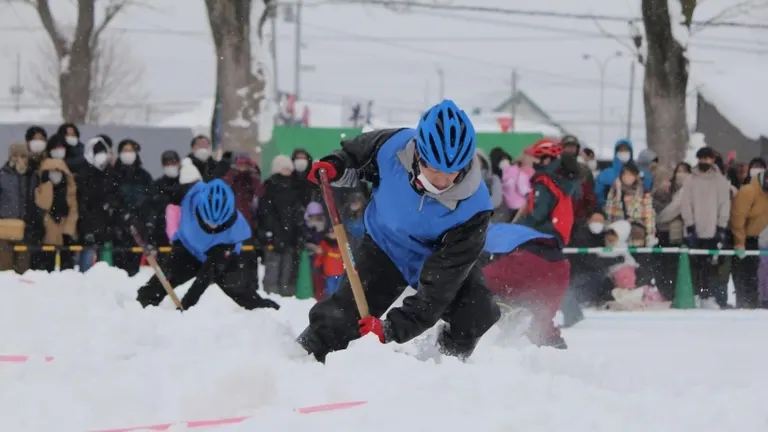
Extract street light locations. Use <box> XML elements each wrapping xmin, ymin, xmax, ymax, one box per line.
<box><xmin>583</xmin><ymin>50</ymin><xmax>623</xmax><ymax>149</ymax></box>
<box><xmin>626</xmin><ymin>20</ymin><xmax>644</xmax><ymax>139</ymax></box>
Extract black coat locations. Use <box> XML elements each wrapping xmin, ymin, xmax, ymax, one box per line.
<box><xmin>76</xmin><ymin>164</ymin><xmax>121</xmax><ymax>245</ymax></box>
<box><xmin>257</xmin><ymin>173</ymin><xmax>306</xmax><ymax>251</ymax></box>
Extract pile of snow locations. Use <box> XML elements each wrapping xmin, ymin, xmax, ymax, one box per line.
<box><xmin>1</xmin><ymin>264</ymin><xmax>768</xmax><ymax>431</ymax></box>
<box><xmin>694</xmin><ymin>68</ymin><xmax>768</xmax><ymax>141</ymax></box>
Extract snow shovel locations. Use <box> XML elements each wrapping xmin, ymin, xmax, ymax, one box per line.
<box><xmin>129</xmin><ymin>225</ymin><xmax>184</xmax><ymax>311</ymax></box>
<box><xmin>317</xmin><ymin>169</ymin><xmax>370</xmax><ymax>318</ymax></box>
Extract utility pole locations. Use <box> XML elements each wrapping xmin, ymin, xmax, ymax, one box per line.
<box><xmin>510</xmin><ymin>69</ymin><xmax>518</xmax><ymax>131</ymax></box>
<box><xmin>270</xmin><ymin>7</ymin><xmax>279</xmax><ymax>102</ymax></box>
<box><xmin>9</xmin><ymin>52</ymin><xmax>24</xmax><ymax>112</ymax></box>
<box><xmin>293</xmin><ymin>0</ymin><xmax>303</xmax><ymax>100</ymax></box>
<box><xmin>436</xmin><ymin>67</ymin><xmax>445</xmax><ymax>100</ymax></box>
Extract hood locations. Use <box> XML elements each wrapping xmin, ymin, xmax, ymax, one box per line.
<box><xmin>474</xmin><ymin>148</ymin><xmax>493</xmax><ymax>181</ymax></box>
<box><xmin>635</xmin><ymin>149</ymin><xmax>656</xmax><ymax>172</ymax></box>
<box><xmin>291</xmin><ymin>148</ymin><xmax>314</xmax><ymax>178</ymax></box>
<box><xmin>84</xmin><ymin>135</ymin><xmax>113</xmax><ymax>166</ymax></box>
<box><xmin>396</xmin><ymin>139</ymin><xmax>483</xmax><ymax>210</ymax></box>
<box><xmin>179</xmin><ymin>157</ymin><xmax>202</xmax><ymax>184</ymax></box>
<box><xmin>606</xmin><ymin>220</ymin><xmax>631</xmax><ymax>246</ymax></box>
<box><xmin>612</xmin><ymin>138</ymin><xmax>634</xmax><ymax>170</ymax></box>
<box><xmin>39</xmin><ymin>157</ymin><xmax>73</xmax><ymax>176</ymax></box>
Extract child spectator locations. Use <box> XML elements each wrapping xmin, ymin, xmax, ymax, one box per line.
<box><xmin>305</xmin><ymin>201</ymin><xmax>327</xmax><ymax>300</ymax></box>
<box><xmin>313</xmin><ymin>230</ymin><xmax>345</xmax><ymax>298</ymax></box>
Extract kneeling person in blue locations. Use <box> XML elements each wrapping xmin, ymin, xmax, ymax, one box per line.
<box><xmin>136</xmin><ymin>179</ymin><xmax>280</xmax><ymax>311</ymax></box>
<box><xmin>297</xmin><ymin>99</ymin><xmax>500</xmax><ymax>363</ymax></box>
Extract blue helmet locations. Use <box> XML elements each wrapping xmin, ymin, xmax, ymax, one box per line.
<box><xmin>196</xmin><ymin>179</ymin><xmax>235</xmax><ymax>226</ymax></box>
<box><xmin>415</xmin><ymin>99</ymin><xmax>476</xmax><ymax>173</ymax></box>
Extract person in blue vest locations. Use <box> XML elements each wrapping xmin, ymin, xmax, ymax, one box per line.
<box><xmin>136</xmin><ymin>179</ymin><xmax>280</xmax><ymax>311</ymax></box>
<box><xmin>594</xmin><ymin>138</ymin><xmax>653</xmax><ymax>207</ymax></box>
<box><xmin>296</xmin><ymin>99</ymin><xmax>500</xmax><ymax>363</ymax></box>
<box><xmin>480</xmin><ymin>223</ymin><xmax>571</xmax><ymax>349</ymax></box>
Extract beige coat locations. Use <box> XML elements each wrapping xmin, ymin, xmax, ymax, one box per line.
<box><xmin>679</xmin><ymin>166</ymin><xmax>731</xmax><ymax>239</ymax></box>
<box><xmin>34</xmin><ymin>158</ymin><xmax>77</xmax><ymax>245</ymax></box>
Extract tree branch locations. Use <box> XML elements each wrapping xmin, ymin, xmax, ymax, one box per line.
<box><xmin>34</xmin><ymin>0</ymin><xmax>69</xmax><ymax>58</ymax></box>
<box><xmin>591</xmin><ymin>17</ymin><xmax>636</xmax><ymax>55</ymax></box>
<box><xmin>690</xmin><ymin>0</ymin><xmax>768</xmax><ymax>33</ymax></box>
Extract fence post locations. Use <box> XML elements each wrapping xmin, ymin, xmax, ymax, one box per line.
<box><xmin>99</xmin><ymin>242</ymin><xmax>113</xmax><ymax>266</ymax></box>
<box><xmin>673</xmin><ymin>249</ymin><xmax>696</xmax><ymax>309</ymax></box>
<box><xmin>295</xmin><ymin>248</ymin><xmax>314</xmax><ymax>300</ymax></box>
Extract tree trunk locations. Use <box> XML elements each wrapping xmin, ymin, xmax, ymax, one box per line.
<box><xmin>641</xmin><ymin>0</ymin><xmax>691</xmax><ymax>168</ymax></box>
<box><xmin>205</xmin><ymin>0</ymin><xmax>266</xmax><ymax>163</ymax></box>
<box><xmin>60</xmin><ymin>1</ymin><xmax>96</xmax><ymax>123</ymax></box>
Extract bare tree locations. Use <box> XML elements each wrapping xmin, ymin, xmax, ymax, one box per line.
<box><xmin>14</xmin><ymin>0</ymin><xmax>146</xmax><ymax>123</ymax></box>
<box><xmin>205</xmin><ymin>0</ymin><xmax>272</xmax><ymax>161</ymax></box>
<box><xmin>30</xmin><ymin>34</ymin><xmax>146</xmax><ymax>124</ymax></box>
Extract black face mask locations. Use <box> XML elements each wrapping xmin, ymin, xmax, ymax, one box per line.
<box><xmin>698</xmin><ymin>163</ymin><xmax>711</xmax><ymax>172</ymax></box>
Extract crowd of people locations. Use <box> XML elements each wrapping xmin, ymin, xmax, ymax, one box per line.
<box><xmin>2</xmin><ymin>122</ymin><xmax>767</xmax><ymax>316</ymax></box>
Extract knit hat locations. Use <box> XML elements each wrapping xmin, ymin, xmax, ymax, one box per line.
<box><xmin>161</xmin><ymin>150</ymin><xmax>180</xmax><ymax>165</ymax></box>
<box><xmin>179</xmin><ymin>157</ymin><xmax>202</xmax><ymax>184</ymax></box>
<box><xmin>271</xmin><ymin>154</ymin><xmax>294</xmax><ymax>174</ymax></box>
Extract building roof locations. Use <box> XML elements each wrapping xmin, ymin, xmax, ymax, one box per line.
<box><xmin>491</xmin><ymin>90</ymin><xmax>570</xmax><ymax>136</ymax></box>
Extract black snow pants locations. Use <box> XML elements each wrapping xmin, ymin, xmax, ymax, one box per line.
<box><xmin>297</xmin><ymin>235</ymin><xmax>500</xmax><ymax>363</ymax></box>
<box><xmin>136</xmin><ymin>240</ymin><xmax>273</xmax><ymax>310</ymax></box>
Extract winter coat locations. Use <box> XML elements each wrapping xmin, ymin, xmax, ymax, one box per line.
<box><xmin>679</xmin><ymin>165</ymin><xmax>731</xmax><ymax>240</ymax></box>
<box><xmin>597</xmin><ymin>220</ymin><xmax>638</xmax><ymax>289</ymax></box>
<box><xmin>222</xmin><ymin>168</ymin><xmax>264</xmax><ymax>233</ymax></box>
<box><xmin>34</xmin><ymin>159</ymin><xmax>77</xmax><ymax>245</ymax></box>
<box><xmin>188</xmin><ymin>154</ymin><xmax>220</xmax><ymax>182</ymax></box>
<box><xmin>76</xmin><ymin>164</ymin><xmax>120</xmax><ymax>245</ymax></box>
<box><xmin>657</xmin><ymin>188</ymin><xmax>686</xmax><ymax>244</ymax></box>
<box><xmin>604</xmin><ymin>182</ymin><xmax>656</xmax><ymax>241</ymax></box>
<box><xmin>55</xmin><ymin>123</ymin><xmax>86</xmax><ymax>175</ymax></box>
<box><xmin>594</xmin><ymin>139</ymin><xmax>653</xmax><ymax>207</ymax></box>
<box><xmin>149</xmin><ymin>175</ymin><xmax>181</xmax><ymax>246</ymax></box>
<box><xmin>0</xmin><ymin>163</ymin><xmax>40</xmax><ymax>241</ymax></box>
<box><xmin>165</xmin><ymin>204</ymin><xmax>181</xmax><ymax>242</ymax></box>
<box><xmin>314</xmin><ymin>237</ymin><xmax>344</xmax><ymax>277</ymax></box>
<box><xmin>501</xmin><ymin>164</ymin><xmax>533</xmax><ymax>210</ymax></box>
<box><xmin>730</xmin><ymin>172</ymin><xmax>768</xmax><ymax>248</ymax></box>
<box><xmin>257</xmin><ymin>173</ymin><xmax>306</xmax><ymax>251</ymax></box>
<box><xmin>573</xmin><ymin>179</ymin><xmax>598</xmax><ymax>223</ymax></box>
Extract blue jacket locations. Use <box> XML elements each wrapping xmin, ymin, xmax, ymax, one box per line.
<box><xmin>363</xmin><ymin>129</ymin><xmax>492</xmax><ymax>287</ymax></box>
<box><xmin>484</xmin><ymin>223</ymin><xmax>554</xmax><ymax>254</ymax></box>
<box><xmin>594</xmin><ymin>138</ymin><xmax>653</xmax><ymax>207</ymax></box>
<box><xmin>173</xmin><ymin>182</ymin><xmax>252</xmax><ymax>262</ymax></box>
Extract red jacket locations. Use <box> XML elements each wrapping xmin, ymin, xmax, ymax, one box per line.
<box><xmin>313</xmin><ymin>239</ymin><xmax>344</xmax><ymax>277</ymax></box>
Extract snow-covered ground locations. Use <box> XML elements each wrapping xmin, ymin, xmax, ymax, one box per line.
<box><xmin>1</xmin><ymin>264</ymin><xmax>767</xmax><ymax>431</ymax></box>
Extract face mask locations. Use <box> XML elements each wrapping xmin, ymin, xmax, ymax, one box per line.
<box><xmin>50</xmin><ymin>148</ymin><xmax>66</xmax><ymax>159</ymax></box>
<box><xmin>49</xmin><ymin>171</ymin><xmax>63</xmax><ymax>184</ymax></box>
<box><xmin>65</xmin><ymin>136</ymin><xmax>79</xmax><ymax>146</ymax></box>
<box><xmin>577</xmin><ymin>156</ymin><xmax>585</xmax><ymax>164</ymax></box>
<box><xmin>164</xmin><ymin>166</ymin><xmax>179</xmax><ymax>178</ymax></box>
<box><xmin>119</xmin><ymin>152</ymin><xmax>137</xmax><ymax>165</ymax></box>
<box><xmin>589</xmin><ymin>222</ymin><xmax>604</xmax><ymax>234</ymax></box>
<box><xmin>308</xmin><ymin>220</ymin><xmax>326</xmax><ymax>232</ymax></box>
<box><xmin>29</xmin><ymin>139</ymin><xmax>46</xmax><ymax>153</ymax></box>
<box><xmin>194</xmin><ymin>147</ymin><xmax>211</xmax><ymax>161</ymax></box>
<box><xmin>586</xmin><ymin>160</ymin><xmax>597</xmax><ymax>171</ymax></box>
<box><xmin>698</xmin><ymin>162</ymin><xmax>711</xmax><ymax>172</ymax></box>
<box><xmin>417</xmin><ymin>173</ymin><xmax>452</xmax><ymax>195</ymax></box>
<box><xmin>294</xmin><ymin>158</ymin><xmax>308</xmax><ymax>172</ymax></box>
<box><xmin>93</xmin><ymin>152</ymin><xmax>109</xmax><ymax>168</ymax></box>
<box><xmin>750</xmin><ymin>168</ymin><xmax>764</xmax><ymax>178</ymax></box>
<box><xmin>616</xmin><ymin>151</ymin><xmax>631</xmax><ymax>163</ymax></box>
<box><xmin>498</xmin><ymin>159</ymin><xmax>511</xmax><ymax>170</ymax></box>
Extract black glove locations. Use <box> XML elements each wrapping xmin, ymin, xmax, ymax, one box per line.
<box><xmin>256</xmin><ymin>297</ymin><xmax>281</xmax><ymax>310</ymax></box>
<box><xmin>40</xmin><ymin>171</ymin><xmax>49</xmax><ymax>183</ymax></box>
<box><xmin>715</xmin><ymin>227</ymin><xmax>728</xmax><ymax>247</ymax></box>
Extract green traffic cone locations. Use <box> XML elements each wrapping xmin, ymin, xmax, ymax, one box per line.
<box><xmin>673</xmin><ymin>249</ymin><xmax>696</xmax><ymax>309</ymax></box>
<box><xmin>99</xmin><ymin>241</ymin><xmax>113</xmax><ymax>266</ymax></box>
<box><xmin>295</xmin><ymin>249</ymin><xmax>314</xmax><ymax>300</ymax></box>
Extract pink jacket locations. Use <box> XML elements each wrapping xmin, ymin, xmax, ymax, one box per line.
<box><xmin>165</xmin><ymin>204</ymin><xmax>181</xmax><ymax>242</ymax></box>
<box><xmin>501</xmin><ymin>164</ymin><xmax>534</xmax><ymax>210</ymax></box>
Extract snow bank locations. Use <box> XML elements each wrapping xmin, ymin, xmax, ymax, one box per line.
<box><xmin>694</xmin><ymin>68</ymin><xmax>768</xmax><ymax>140</ymax></box>
<box><xmin>1</xmin><ymin>264</ymin><xmax>768</xmax><ymax>431</ymax></box>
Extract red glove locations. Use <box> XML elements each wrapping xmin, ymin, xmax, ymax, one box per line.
<box><xmin>358</xmin><ymin>316</ymin><xmax>386</xmax><ymax>343</ymax></box>
<box><xmin>307</xmin><ymin>160</ymin><xmax>338</xmax><ymax>185</ymax></box>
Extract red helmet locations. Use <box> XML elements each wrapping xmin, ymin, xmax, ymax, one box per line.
<box><xmin>530</xmin><ymin>138</ymin><xmax>563</xmax><ymax>158</ymax></box>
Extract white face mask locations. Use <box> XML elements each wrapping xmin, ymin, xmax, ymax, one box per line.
<box><xmin>750</xmin><ymin>168</ymin><xmax>765</xmax><ymax>178</ymax></box>
<box><xmin>194</xmin><ymin>147</ymin><xmax>211</xmax><ymax>161</ymax></box>
<box><xmin>294</xmin><ymin>158</ymin><xmax>308</xmax><ymax>172</ymax></box>
<box><xmin>29</xmin><ymin>139</ymin><xmax>46</xmax><ymax>153</ymax></box>
<box><xmin>65</xmin><ymin>136</ymin><xmax>79</xmax><ymax>146</ymax></box>
<box><xmin>417</xmin><ymin>173</ymin><xmax>452</xmax><ymax>195</ymax></box>
<box><xmin>50</xmin><ymin>148</ymin><xmax>66</xmax><ymax>159</ymax></box>
<box><xmin>589</xmin><ymin>222</ymin><xmax>605</xmax><ymax>234</ymax></box>
<box><xmin>49</xmin><ymin>171</ymin><xmax>63</xmax><ymax>185</ymax></box>
<box><xmin>616</xmin><ymin>151</ymin><xmax>631</xmax><ymax>163</ymax></box>
<box><xmin>93</xmin><ymin>152</ymin><xmax>109</xmax><ymax>168</ymax></box>
<box><xmin>498</xmin><ymin>159</ymin><xmax>511</xmax><ymax>170</ymax></box>
<box><xmin>119</xmin><ymin>152</ymin><xmax>137</xmax><ymax>165</ymax></box>
<box><xmin>577</xmin><ymin>156</ymin><xmax>585</xmax><ymax>164</ymax></box>
<box><xmin>587</xmin><ymin>160</ymin><xmax>598</xmax><ymax>171</ymax></box>
<box><xmin>164</xmin><ymin>166</ymin><xmax>179</xmax><ymax>178</ymax></box>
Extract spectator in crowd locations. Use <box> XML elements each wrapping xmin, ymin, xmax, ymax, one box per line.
<box><xmin>291</xmin><ymin>148</ymin><xmax>315</xmax><ymax>207</ymax></box>
<box><xmin>150</xmin><ymin>150</ymin><xmax>182</xmax><ymax>248</ymax></box>
<box><xmin>489</xmin><ymin>147</ymin><xmax>513</xmax><ymax>180</ymax></box>
<box><xmin>165</xmin><ymin>158</ymin><xmax>202</xmax><ymax>243</ymax></box>
<box><xmin>46</xmin><ymin>134</ymin><xmax>68</xmax><ymax>162</ymax></box>
<box><xmin>222</xmin><ymin>154</ymin><xmax>264</xmax><ymax>282</ymax></box>
<box><xmin>742</xmin><ymin>157</ymin><xmax>766</xmax><ymax>186</ymax></box>
<box><xmin>42</xmin><ymin>134</ymin><xmax>76</xmax><ymax>270</ymax></box>
<box><xmin>343</xmin><ymin>191</ymin><xmax>366</xmax><ymax>254</ymax></box>
<box><xmin>25</xmin><ymin>126</ymin><xmax>48</xmax><ymax>173</ymax></box>
<box><xmin>77</xmin><ymin>135</ymin><xmax>119</xmax><ymax>272</ymax></box>
<box><xmin>561</xmin><ymin>136</ymin><xmax>597</xmax><ymax>225</ymax></box>
<box><xmin>594</xmin><ymin>138</ymin><xmax>652</xmax><ymax>207</ymax></box>
<box><xmin>604</xmin><ymin>162</ymin><xmax>657</xmax><ymax>246</ymax></box>
<box><xmin>475</xmin><ymin>149</ymin><xmax>505</xmax><ymax>221</ymax></box>
<box><xmin>566</xmin><ymin>210</ymin><xmax>608</xmax><ymax>311</ymax></box>
<box><xmin>730</xmin><ymin>169</ymin><xmax>768</xmax><ymax>308</ymax></box>
<box><xmin>304</xmin><ymin>201</ymin><xmax>328</xmax><ymax>300</ymax></box>
<box><xmin>0</xmin><ymin>144</ymin><xmax>37</xmax><ymax>273</ymax></box>
<box><xmin>313</xmin><ymin>229</ymin><xmax>344</xmax><ymax>298</ymax></box>
<box><xmin>561</xmin><ymin>135</ymin><xmax>594</xmax><ymax>187</ymax></box>
<box><xmin>31</xmin><ymin>157</ymin><xmax>78</xmax><ymax>272</ymax></box>
<box><xmin>680</xmin><ymin>147</ymin><xmax>732</xmax><ymax>309</ymax></box>
<box><xmin>188</xmin><ymin>135</ymin><xmax>218</xmax><ymax>181</ymax></box>
<box><xmin>655</xmin><ymin>162</ymin><xmax>692</xmax><ymax>301</ymax></box>
<box><xmin>258</xmin><ymin>155</ymin><xmax>306</xmax><ymax>296</ymax></box>
<box><xmin>501</xmin><ymin>146</ymin><xmax>534</xmax><ymax>221</ymax></box>
<box><xmin>111</xmin><ymin>139</ymin><xmax>154</xmax><ymax>276</ymax></box>
<box><xmin>56</xmin><ymin>123</ymin><xmax>86</xmax><ymax>175</ymax></box>
<box><xmin>580</xmin><ymin>147</ymin><xmax>598</xmax><ymax>176</ymax></box>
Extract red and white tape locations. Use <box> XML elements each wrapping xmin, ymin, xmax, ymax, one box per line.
<box><xmin>90</xmin><ymin>401</ymin><xmax>368</xmax><ymax>432</ymax></box>
<box><xmin>0</xmin><ymin>355</ymin><xmax>54</xmax><ymax>363</ymax></box>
